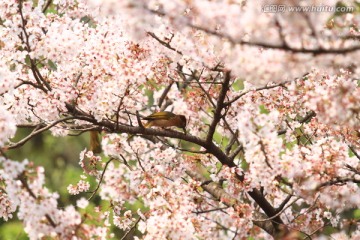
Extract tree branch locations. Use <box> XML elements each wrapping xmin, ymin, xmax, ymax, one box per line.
<box><xmin>186</xmin><ymin>169</ymin><xmax>278</xmax><ymax>236</ymax></box>
<box><xmin>65</xmin><ymin>102</ymin><xmax>285</xmax><ymax>232</ymax></box>
<box><xmin>5</xmin><ymin>116</ymin><xmax>77</xmax><ymax>150</ymax></box>
<box><xmin>87</xmin><ymin>158</ymin><xmax>116</xmax><ymax>201</ymax></box>
<box><xmin>18</xmin><ymin>172</ymin><xmax>57</xmax><ymax>228</ymax></box>
<box><xmin>190</xmin><ymin>23</ymin><xmax>360</xmax><ymax>55</ymax></box>
<box><xmin>316</xmin><ymin>177</ymin><xmax>360</xmax><ymax>190</ymax></box>
<box><xmin>206</xmin><ymin>71</ymin><xmax>230</xmax><ymax>143</ymax></box>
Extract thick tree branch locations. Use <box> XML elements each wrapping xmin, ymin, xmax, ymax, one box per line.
<box><xmin>65</xmin><ymin>102</ymin><xmax>285</xmax><ymax>232</ymax></box>
<box><xmin>206</xmin><ymin>71</ymin><xmax>230</xmax><ymax>143</ymax></box>
<box><xmin>186</xmin><ymin>169</ymin><xmax>278</xmax><ymax>236</ymax></box>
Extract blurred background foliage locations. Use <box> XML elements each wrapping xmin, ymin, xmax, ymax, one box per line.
<box><xmin>1</xmin><ymin>129</ymin><xmax>146</xmax><ymax>239</ymax></box>
<box><xmin>0</xmin><ymin>129</ymin><xmax>89</xmax><ymax>239</ymax></box>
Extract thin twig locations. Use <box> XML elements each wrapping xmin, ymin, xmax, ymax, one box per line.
<box><xmin>87</xmin><ymin>158</ymin><xmax>116</xmax><ymax>201</ymax></box>
<box><xmin>158</xmin><ymin>81</ymin><xmax>174</xmax><ymax>108</ymax></box>
<box><xmin>136</xmin><ymin>111</ymin><xmax>144</xmax><ymax>128</ymax></box>
<box><xmin>18</xmin><ymin>172</ymin><xmax>57</xmax><ymax>227</ymax></box>
<box><xmin>349</xmin><ymin>145</ymin><xmax>360</xmax><ymax>161</ymax></box>
<box><xmin>252</xmin><ymin>197</ymin><xmax>300</xmax><ymax>222</ymax></box>
<box><xmin>42</xmin><ymin>0</ymin><xmax>52</xmax><ymax>13</ymax></box>
<box><xmin>147</xmin><ymin>31</ymin><xmax>183</xmax><ymax>55</ymax></box>
<box><xmin>120</xmin><ymin>217</ymin><xmax>141</xmax><ymax>240</ymax></box>
<box><xmin>5</xmin><ymin>116</ymin><xmax>76</xmax><ymax>150</ymax></box>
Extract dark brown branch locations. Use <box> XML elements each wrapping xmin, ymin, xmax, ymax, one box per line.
<box><xmin>15</xmin><ymin>79</ymin><xmax>42</xmax><ymax>90</ymax></box>
<box><xmin>135</xmin><ymin>151</ymin><xmax>146</xmax><ymax>172</ymax></box>
<box><xmin>42</xmin><ymin>0</ymin><xmax>52</xmax><ymax>13</ymax></box>
<box><xmin>316</xmin><ymin>177</ymin><xmax>360</xmax><ymax>190</ymax></box>
<box><xmin>18</xmin><ymin>0</ymin><xmax>51</xmax><ymax>93</ymax></box>
<box><xmin>225</xmin><ymin>80</ymin><xmax>291</xmax><ymax>107</ymax></box>
<box><xmin>87</xmin><ymin>158</ymin><xmax>116</xmax><ymax>201</ymax></box>
<box><xmin>225</xmin><ymin>129</ymin><xmax>238</xmax><ymax>155</ymax></box>
<box><xmin>278</xmin><ymin>111</ymin><xmax>316</xmax><ymax>135</ymax></box>
<box><xmin>345</xmin><ymin>164</ymin><xmax>360</xmax><ymax>175</ymax></box>
<box><xmin>190</xmin><ymin>24</ymin><xmax>360</xmax><ymax>55</ymax></box>
<box><xmin>16</xmin><ymin>123</ymin><xmax>46</xmax><ymax>128</ymax></box>
<box><xmin>136</xmin><ymin>111</ymin><xmax>144</xmax><ymax>128</ymax></box>
<box><xmin>299</xmin><ymin>111</ymin><xmax>316</xmax><ymax>124</ymax></box>
<box><xmin>192</xmin><ymin>206</ymin><xmax>230</xmax><ymax>214</ymax></box>
<box><xmin>206</xmin><ymin>71</ymin><xmax>230</xmax><ymax>143</ymax></box>
<box><xmin>194</xmin><ymin>68</ymin><xmax>216</xmax><ymax>108</ymax></box>
<box><xmin>274</xmin><ymin>16</ymin><xmax>289</xmax><ymax>48</ymax></box>
<box><xmin>253</xmin><ymin>197</ymin><xmax>299</xmax><ymax>223</ymax></box>
<box><xmin>147</xmin><ymin>31</ymin><xmax>183</xmax><ymax>55</ymax></box>
<box><xmin>18</xmin><ymin>172</ymin><xmax>57</xmax><ymax>227</ymax></box>
<box><xmin>119</xmin><ymin>154</ymin><xmax>133</xmax><ymax>171</ymax></box>
<box><xmin>186</xmin><ymin>169</ymin><xmax>277</xmax><ymax>236</ymax></box>
<box><xmin>144</xmin><ymin>6</ymin><xmax>360</xmax><ymax>56</ymax></box>
<box><xmin>158</xmin><ymin>81</ymin><xmax>174</xmax><ymax>109</ymax></box>
<box><xmin>120</xmin><ymin>217</ymin><xmax>141</xmax><ymax>240</ymax></box>
<box><xmin>229</xmin><ymin>144</ymin><xmax>243</xmax><ymax>161</ymax></box>
<box><xmin>349</xmin><ymin>145</ymin><xmax>360</xmax><ymax>161</ymax></box>
<box><xmin>115</xmin><ymin>85</ymin><xmax>129</xmax><ymax>130</ymax></box>
<box><xmin>65</xmin><ymin>102</ymin><xmax>284</xmax><ymax>232</ymax></box>
<box><xmin>275</xmin><ymin>194</ymin><xmax>293</xmax><ymax>213</ymax></box>
<box><xmin>260</xmin><ymin>140</ymin><xmax>273</xmax><ymax>170</ymax></box>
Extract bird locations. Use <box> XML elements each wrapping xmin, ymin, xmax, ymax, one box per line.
<box><xmin>143</xmin><ymin>111</ymin><xmax>187</xmax><ymax>132</ymax></box>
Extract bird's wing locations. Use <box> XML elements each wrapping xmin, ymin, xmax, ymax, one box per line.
<box><xmin>143</xmin><ymin>111</ymin><xmax>175</xmax><ymax>120</ymax></box>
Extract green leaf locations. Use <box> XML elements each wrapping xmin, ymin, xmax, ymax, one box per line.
<box><xmin>48</xmin><ymin>59</ymin><xmax>57</xmax><ymax>70</ymax></box>
<box><xmin>259</xmin><ymin>105</ymin><xmax>270</xmax><ymax>114</ymax></box>
<box><xmin>144</xmin><ymin>88</ymin><xmax>154</xmax><ymax>107</ymax></box>
<box><xmin>232</xmin><ymin>79</ymin><xmax>244</xmax><ymax>91</ymax></box>
<box><xmin>285</xmin><ymin>140</ymin><xmax>297</xmax><ymax>150</ymax></box>
<box><xmin>25</xmin><ymin>55</ymin><xmax>31</xmax><ymax>66</ymax></box>
<box><xmin>354</xmin><ymin>209</ymin><xmax>360</xmax><ymax>219</ymax></box>
<box><xmin>213</xmin><ymin>131</ymin><xmax>229</xmax><ymax>147</ymax></box>
<box><xmin>349</xmin><ymin>147</ymin><xmax>355</xmax><ymax>158</ymax></box>
<box><xmin>240</xmin><ymin>160</ymin><xmax>249</xmax><ymax>171</ymax></box>
<box><xmin>216</xmin><ymin>162</ymin><xmax>223</xmax><ymax>172</ymax></box>
<box><xmin>213</xmin><ymin>131</ymin><xmax>222</xmax><ymax>144</ymax></box>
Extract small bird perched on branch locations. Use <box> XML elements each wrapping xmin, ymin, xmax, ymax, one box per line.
<box><xmin>143</xmin><ymin>111</ymin><xmax>187</xmax><ymax>132</ymax></box>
